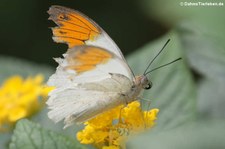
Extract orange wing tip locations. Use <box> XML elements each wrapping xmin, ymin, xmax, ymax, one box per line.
<box><xmin>48</xmin><ymin>5</ymin><xmax>101</xmax><ymax>48</ymax></box>
<box><xmin>48</xmin><ymin>6</ymin><xmax>101</xmax><ymax>32</ymax></box>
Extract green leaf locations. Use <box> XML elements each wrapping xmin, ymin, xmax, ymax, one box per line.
<box><xmin>0</xmin><ymin>56</ymin><xmax>53</xmax><ymax>83</ymax></box>
<box><xmin>177</xmin><ymin>22</ymin><xmax>225</xmax><ymax>119</ymax></box>
<box><xmin>177</xmin><ymin>22</ymin><xmax>225</xmax><ymax>81</ymax></box>
<box><xmin>0</xmin><ymin>133</ymin><xmax>12</xmax><ymax>149</ymax></box>
<box><xmin>9</xmin><ymin>119</ymin><xmax>86</xmax><ymax>149</ymax></box>
<box><xmin>129</xmin><ymin>120</ymin><xmax>225</xmax><ymax>149</ymax></box>
<box><xmin>127</xmin><ymin>31</ymin><xmax>196</xmax><ymax>130</ymax></box>
<box><xmin>198</xmin><ymin>79</ymin><xmax>225</xmax><ymax>119</ymax></box>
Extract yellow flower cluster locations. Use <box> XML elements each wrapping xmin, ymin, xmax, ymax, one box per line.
<box><xmin>77</xmin><ymin>101</ymin><xmax>159</xmax><ymax>149</ymax></box>
<box><xmin>0</xmin><ymin>75</ymin><xmax>53</xmax><ymax>131</ymax></box>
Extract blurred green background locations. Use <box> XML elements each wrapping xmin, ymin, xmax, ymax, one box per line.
<box><xmin>1</xmin><ymin>0</ymin><xmax>225</xmax><ymax>149</ymax></box>
<box><xmin>0</xmin><ymin>0</ymin><xmax>167</xmax><ymax>66</ymax></box>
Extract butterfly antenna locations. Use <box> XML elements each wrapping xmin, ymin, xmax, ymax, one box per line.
<box><xmin>143</xmin><ymin>39</ymin><xmax>171</xmax><ymax>75</ymax></box>
<box><xmin>145</xmin><ymin>58</ymin><xmax>182</xmax><ymax>75</ymax></box>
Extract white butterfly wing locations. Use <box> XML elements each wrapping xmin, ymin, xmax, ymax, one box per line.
<box><xmin>47</xmin><ymin>5</ymin><xmax>135</xmax><ymax>127</ymax></box>
<box><xmin>47</xmin><ymin>46</ymin><xmax>134</xmax><ymax>126</ymax></box>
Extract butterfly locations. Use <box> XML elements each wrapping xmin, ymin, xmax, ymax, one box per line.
<box><xmin>47</xmin><ymin>5</ymin><xmax>181</xmax><ymax>128</ymax></box>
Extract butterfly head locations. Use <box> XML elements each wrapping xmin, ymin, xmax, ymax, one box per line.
<box><xmin>135</xmin><ymin>75</ymin><xmax>152</xmax><ymax>90</ymax></box>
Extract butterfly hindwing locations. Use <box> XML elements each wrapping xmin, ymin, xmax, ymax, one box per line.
<box><xmin>47</xmin><ymin>72</ymin><xmax>133</xmax><ymax>127</ymax></box>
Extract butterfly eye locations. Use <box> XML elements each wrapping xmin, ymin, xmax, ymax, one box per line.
<box><xmin>144</xmin><ymin>82</ymin><xmax>152</xmax><ymax>90</ymax></box>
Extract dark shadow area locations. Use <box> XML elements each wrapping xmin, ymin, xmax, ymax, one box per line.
<box><xmin>0</xmin><ymin>0</ymin><xmax>168</xmax><ymax>66</ymax></box>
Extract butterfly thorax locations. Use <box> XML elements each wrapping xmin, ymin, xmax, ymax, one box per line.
<box><xmin>124</xmin><ymin>75</ymin><xmax>152</xmax><ymax>103</ymax></box>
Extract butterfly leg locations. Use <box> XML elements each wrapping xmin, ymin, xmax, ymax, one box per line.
<box><xmin>137</xmin><ymin>96</ymin><xmax>152</xmax><ymax>129</ymax></box>
<box><xmin>137</xmin><ymin>96</ymin><xmax>151</xmax><ymax>110</ymax></box>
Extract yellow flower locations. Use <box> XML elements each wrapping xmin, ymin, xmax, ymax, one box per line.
<box><xmin>77</xmin><ymin>101</ymin><xmax>159</xmax><ymax>149</ymax></box>
<box><xmin>102</xmin><ymin>146</ymin><xmax>120</xmax><ymax>149</ymax></box>
<box><xmin>0</xmin><ymin>75</ymin><xmax>53</xmax><ymax>132</ymax></box>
